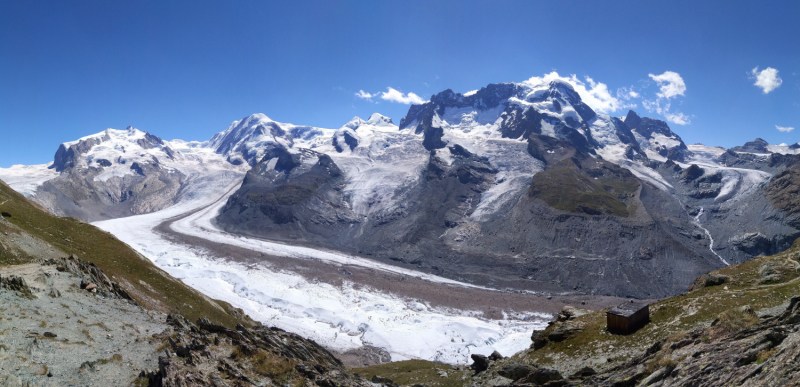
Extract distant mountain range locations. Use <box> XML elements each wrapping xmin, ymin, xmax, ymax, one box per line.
<box><xmin>3</xmin><ymin>78</ymin><xmax>800</xmax><ymax>299</ymax></box>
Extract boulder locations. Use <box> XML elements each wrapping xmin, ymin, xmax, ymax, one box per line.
<box><xmin>556</xmin><ymin>305</ymin><xmax>589</xmax><ymax>322</ymax></box>
<box><xmin>690</xmin><ymin>273</ymin><xmax>730</xmax><ymax>290</ymax></box>
<box><xmin>570</xmin><ymin>366</ymin><xmax>596</xmax><ymax>379</ymax></box>
<box><xmin>547</xmin><ymin>320</ymin><xmax>585</xmax><ymax>342</ymax></box>
<box><xmin>488</xmin><ymin>350</ymin><xmax>504</xmax><ymax>361</ymax></box>
<box><xmin>0</xmin><ymin>274</ymin><xmax>34</xmax><ymax>298</ymax></box>
<box><xmin>497</xmin><ymin>361</ymin><xmax>535</xmax><ymax>381</ymax></box>
<box><xmin>371</xmin><ymin>375</ymin><xmax>399</xmax><ymax>387</ymax></box>
<box><xmin>518</xmin><ymin>368</ymin><xmax>563</xmax><ymax>385</ymax></box>
<box><xmin>470</xmin><ymin>354</ymin><xmax>489</xmax><ymax>373</ymax></box>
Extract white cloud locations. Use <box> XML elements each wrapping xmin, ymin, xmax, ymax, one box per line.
<box><xmin>355</xmin><ymin>90</ymin><xmax>374</xmax><ymax>100</ymax></box>
<box><xmin>642</xmin><ymin>71</ymin><xmax>690</xmax><ymax>125</ymax></box>
<box><xmin>777</xmin><ymin>125</ymin><xmax>795</xmax><ymax>133</ymax></box>
<box><xmin>751</xmin><ymin>67</ymin><xmax>783</xmax><ymax>94</ymax></box>
<box><xmin>379</xmin><ymin>87</ymin><xmax>426</xmax><ymax>105</ymax></box>
<box><xmin>356</xmin><ymin>88</ymin><xmax>425</xmax><ymax>104</ymax></box>
<box><xmin>648</xmin><ymin>71</ymin><xmax>686</xmax><ymax>99</ymax></box>
<box><xmin>522</xmin><ymin>71</ymin><xmax>635</xmax><ymax>114</ymax></box>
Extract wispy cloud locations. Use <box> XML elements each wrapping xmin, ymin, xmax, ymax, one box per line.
<box><xmin>751</xmin><ymin>67</ymin><xmax>782</xmax><ymax>94</ymax></box>
<box><xmin>777</xmin><ymin>125</ymin><xmax>795</xmax><ymax>133</ymax></box>
<box><xmin>616</xmin><ymin>86</ymin><xmax>640</xmax><ymax>100</ymax></box>
<box><xmin>642</xmin><ymin>71</ymin><xmax>690</xmax><ymax>125</ymax></box>
<box><xmin>355</xmin><ymin>87</ymin><xmax>425</xmax><ymax>105</ymax></box>
<box><xmin>355</xmin><ymin>90</ymin><xmax>374</xmax><ymax>100</ymax></box>
<box><xmin>522</xmin><ymin>72</ymin><xmax>635</xmax><ymax>114</ymax></box>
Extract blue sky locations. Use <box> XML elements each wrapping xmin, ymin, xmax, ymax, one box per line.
<box><xmin>1</xmin><ymin>0</ymin><xmax>798</xmax><ymax>167</ymax></box>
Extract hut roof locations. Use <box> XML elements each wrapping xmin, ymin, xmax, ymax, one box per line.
<box><xmin>608</xmin><ymin>301</ymin><xmax>648</xmax><ymax>318</ymax></box>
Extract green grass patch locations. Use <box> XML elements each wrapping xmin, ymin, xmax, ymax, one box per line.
<box><xmin>528</xmin><ymin>158</ymin><xmax>639</xmax><ymax>217</ymax></box>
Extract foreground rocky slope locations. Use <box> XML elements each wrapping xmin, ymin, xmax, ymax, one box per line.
<box><xmin>0</xmin><ymin>177</ymin><xmax>247</xmax><ymax>327</ymax></box>
<box><xmin>0</xmin><ymin>180</ymin><xmax>378</xmax><ymax>386</ymax></box>
<box><xmin>0</xmin><ymin>258</ymin><xmax>375</xmax><ymax>386</ymax></box>
<box><xmin>0</xmin><ymin>260</ymin><xmax>167</xmax><ymax>386</ymax></box>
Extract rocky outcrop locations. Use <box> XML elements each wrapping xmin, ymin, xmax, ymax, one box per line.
<box><xmin>730</xmin><ymin>232</ymin><xmax>772</xmax><ymax>255</ymax></box>
<box><xmin>48</xmin><ymin>254</ymin><xmax>134</xmax><ymax>301</ymax></box>
<box><xmin>580</xmin><ymin>296</ymin><xmax>800</xmax><ymax>386</ymax></box>
<box><xmin>530</xmin><ymin>306</ymin><xmax>590</xmax><ymax>350</ymax></box>
<box><xmin>623</xmin><ymin>110</ymin><xmax>689</xmax><ymax>162</ymax></box>
<box><xmin>139</xmin><ymin>314</ymin><xmax>372</xmax><ymax>387</ymax></box>
<box><xmin>0</xmin><ymin>274</ymin><xmax>34</xmax><ymax>297</ymax></box>
<box><xmin>765</xmin><ymin>165</ymin><xmax>800</xmax><ymax>215</ymax></box>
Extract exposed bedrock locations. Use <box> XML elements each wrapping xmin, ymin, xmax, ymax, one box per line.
<box><xmin>34</xmin><ymin>162</ymin><xmax>185</xmax><ymax>222</ymax></box>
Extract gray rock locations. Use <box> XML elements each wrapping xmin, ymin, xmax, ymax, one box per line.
<box><xmin>470</xmin><ymin>354</ymin><xmax>489</xmax><ymax>373</ymax></box>
<box><xmin>518</xmin><ymin>368</ymin><xmax>563</xmax><ymax>385</ymax></box>
<box><xmin>531</xmin><ymin>330</ymin><xmax>548</xmax><ymax>350</ymax></box>
<box><xmin>570</xmin><ymin>366</ymin><xmax>596</xmax><ymax>379</ymax></box>
<box><xmin>730</xmin><ymin>232</ymin><xmax>772</xmax><ymax>255</ymax></box>
<box><xmin>497</xmin><ymin>361</ymin><xmax>535</xmax><ymax>380</ymax></box>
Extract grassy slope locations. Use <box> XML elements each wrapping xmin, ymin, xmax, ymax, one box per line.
<box><xmin>528</xmin><ymin>158</ymin><xmax>640</xmax><ymax>217</ymax></box>
<box><xmin>0</xmin><ymin>179</ymin><xmax>250</xmax><ymax>328</ymax></box>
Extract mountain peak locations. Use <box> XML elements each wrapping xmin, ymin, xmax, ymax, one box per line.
<box><xmin>343</xmin><ymin>116</ymin><xmax>366</xmax><ymax>129</ymax></box>
<box><xmin>547</xmin><ymin>79</ymin><xmax>575</xmax><ymax>91</ymax></box>
<box><xmin>624</xmin><ymin>110</ymin><xmax>642</xmax><ymax>126</ymax></box>
<box><xmin>241</xmin><ymin>113</ymin><xmax>272</xmax><ymax>124</ymax></box>
<box><xmin>731</xmin><ymin>138</ymin><xmax>771</xmax><ymax>153</ymax></box>
<box><xmin>366</xmin><ymin>113</ymin><xmax>393</xmax><ymax>126</ymax></box>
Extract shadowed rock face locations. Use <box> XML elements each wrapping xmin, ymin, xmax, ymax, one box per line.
<box><xmin>217</xmin><ymin>149</ymin><xmax>360</xmax><ymax>240</ymax></box>
<box><xmin>766</xmin><ymin>165</ymin><xmax>800</xmax><ymax>216</ymax></box>
<box><xmin>731</xmin><ymin>138</ymin><xmax>771</xmax><ymax>153</ymax></box>
<box><xmin>35</xmin><ymin>162</ymin><xmax>186</xmax><ymax>222</ymax></box>
<box><xmin>216</xmin><ymin>134</ymin><xmax>725</xmax><ymax>298</ymax></box>
<box><xmin>623</xmin><ymin>110</ymin><xmax>690</xmax><ymax>162</ymax></box>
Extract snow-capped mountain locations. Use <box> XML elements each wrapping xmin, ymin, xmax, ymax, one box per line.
<box><xmin>0</xmin><ymin>126</ymin><xmax>244</xmax><ymax>221</ymax></box>
<box><xmin>3</xmin><ymin>78</ymin><xmax>800</xmax><ymax>299</ymax></box>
